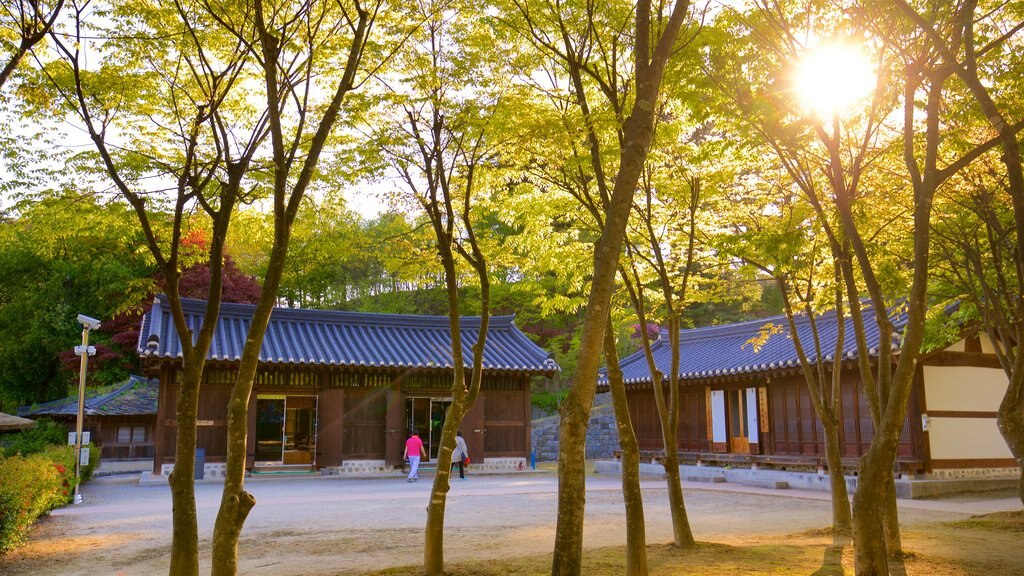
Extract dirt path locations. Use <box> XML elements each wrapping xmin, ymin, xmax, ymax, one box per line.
<box><xmin>0</xmin><ymin>472</ymin><xmax>1006</xmax><ymax>576</ymax></box>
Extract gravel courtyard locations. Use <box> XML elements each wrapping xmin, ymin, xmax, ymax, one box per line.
<box><xmin>0</xmin><ymin>471</ymin><xmax>1015</xmax><ymax>576</ymax></box>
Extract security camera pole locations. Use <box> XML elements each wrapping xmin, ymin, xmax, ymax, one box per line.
<box><xmin>74</xmin><ymin>314</ymin><xmax>100</xmax><ymax>504</ymax></box>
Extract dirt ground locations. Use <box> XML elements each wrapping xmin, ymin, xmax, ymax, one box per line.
<box><xmin>0</xmin><ymin>471</ymin><xmax>1020</xmax><ymax>576</ymax></box>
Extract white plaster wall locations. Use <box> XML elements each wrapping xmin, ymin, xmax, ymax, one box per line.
<box><xmin>946</xmin><ymin>339</ymin><xmax>966</xmax><ymax>352</ymax></box>
<box><xmin>979</xmin><ymin>332</ymin><xmax>997</xmax><ymax>354</ymax></box>
<box><xmin>746</xmin><ymin>388</ymin><xmax>759</xmax><ymax>443</ymax></box>
<box><xmin>923</xmin><ymin>365</ymin><xmax>1007</xmax><ymax>412</ymax></box>
<box><xmin>711</xmin><ymin>390</ymin><xmax>726</xmax><ymax>443</ymax></box>
<box><xmin>927</xmin><ymin>417</ymin><xmax>1012</xmax><ymax>460</ymax></box>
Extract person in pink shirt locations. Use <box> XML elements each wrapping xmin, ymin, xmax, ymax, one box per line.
<box><xmin>404</xmin><ymin>429</ymin><xmax>427</xmax><ymax>482</ymax></box>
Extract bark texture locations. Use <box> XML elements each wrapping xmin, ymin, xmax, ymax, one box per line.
<box><xmin>551</xmin><ymin>3</ymin><xmax>691</xmax><ymax>567</ymax></box>
<box><xmin>604</xmin><ymin>320</ymin><xmax>648</xmax><ymax>575</ymax></box>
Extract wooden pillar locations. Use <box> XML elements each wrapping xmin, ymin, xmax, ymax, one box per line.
<box><xmin>385</xmin><ymin>383</ymin><xmax>405</xmax><ymax>466</ymax></box>
<box><xmin>245</xmin><ymin>388</ymin><xmax>257</xmax><ymax>470</ymax></box>
<box><xmin>465</xmin><ymin>390</ymin><xmax>485</xmax><ymax>462</ymax></box>
<box><xmin>523</xmin><ymin>376</ymin><xmax>532</xmax><ymax>460</ymax></box>
<box><xmin>152</xmin><ymin>363</ymin><xmax>173</xmax><ymax>475</ymax></box>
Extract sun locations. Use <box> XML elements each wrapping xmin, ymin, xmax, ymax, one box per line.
<box><xmin>794</xmin><ymin>42</ymin><xmax>876</xmax><ymax>118</ymax></box>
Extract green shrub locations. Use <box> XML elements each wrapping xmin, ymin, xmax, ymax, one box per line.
<box><xmin>81</xmin><ymin>444</ymin><xmax>100</xmax><ymax>481</ymax></box>
<box><xmin>0</xmin><ymin>419</ymin><xmax>68</xmax><ymax>457</ymax></box>
<box><xmin>0</xmin><ymin>446</ymin><xmax>76</xmax><ymax>554</ymax></box>
<box><xmin>531</xmin><ymin>390</ymin><xmax>568</xmax><ymax>416</ymax></box>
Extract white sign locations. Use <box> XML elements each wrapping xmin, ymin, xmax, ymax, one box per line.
<box><xmin>79</xmin><ymin>448</ymin><xmax>90</xmax><ymax>466</ymax></box>
<box><xmin>67</xmin><ymin>432</ymin><xmax>91</xmax><ymax>445</ymax></box>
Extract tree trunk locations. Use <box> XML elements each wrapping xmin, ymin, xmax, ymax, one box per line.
<box><xmin>424</xmin><ymin>405</ymin><xmax>466</xmax><ymax>575</ymax></box>
<box><xmin>661</xmin><ymin>450</ymin><xmax>695</xmax><ymax>547</ymax></box>
<box><xmin>996</xmin><ymin>372</ymin><xmax>1024</xmax><ymax>506</ymax></box>
<box><xmin>851</xmin><ymin>445</ymin><xmax>893</xmax><ymax>576</ymax></box>
<box><xmin>882</xmin><ymin>473</ymin><xmax>902</xmax><ymax>556</ymax></box>
<box><xmin>168</xmin><ymin>364</ymin><xmax>202</xmax><ymax>576</ymax></box>
<box><xmin>551</xmin><ymin>5</ymin><xmax>690</xmax><ymax>572</ymax></box>
<box><xmin>552</xmin><ymin>349</ymin><xmax>603</xmax><ymax>576</ymax></box>
<box><xmin>604</xmin><ymin>322</ymin><xmax>648</xmax><ymax>575</ymax></box>
<box><xmin>822</xmin><ymin>419</ymin><xmax>852</xmax><ymax>538</ymax></box>
<box><xmin>211</xmin><ymin>323</ymin><xmax>267</xmax><ymax>576</ymax></box>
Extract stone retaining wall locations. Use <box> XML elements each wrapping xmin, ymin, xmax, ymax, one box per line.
<box><xmin>531</xmin><ymin>393</ymin><xmax>620</xmax><ymax>461</ymax></box>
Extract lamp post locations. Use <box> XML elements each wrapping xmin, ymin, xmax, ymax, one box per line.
<box><xmin>73</xmin><ymin>314</ymin><xmax>100</xmax><ymax>504</ymax></box>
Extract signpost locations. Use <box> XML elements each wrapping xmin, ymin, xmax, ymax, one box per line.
<box><xmin>73</xmin><ymin>314</ymin><xmax>100</xmax><ymax>504</ymax></box>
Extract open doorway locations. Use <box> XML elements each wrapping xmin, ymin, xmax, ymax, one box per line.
<box><xmin>406</xmin><ymin>396</ymin><xmax>452</xmax><ymax>461</ymax></box>
<box><xmin>255</xmin><ymin>394</ymin><xmax>318</xmax><ymax>466</ymax></box>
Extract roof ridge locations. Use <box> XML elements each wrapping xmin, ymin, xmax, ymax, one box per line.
<box><xmin>158</xmin><ymin>294</ymin><xmax>516</xmax><ymax>327</ymax></box>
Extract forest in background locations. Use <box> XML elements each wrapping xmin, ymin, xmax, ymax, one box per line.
<box><xmin>0</xmin><ymin>190</ymin><xmax>782</xmax><ymax>410</ymax></box>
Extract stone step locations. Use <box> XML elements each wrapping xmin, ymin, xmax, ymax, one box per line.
<box><xmin>686</xmin><ymin>475</ymin><xmax>726</xmax><ymax>484</ymax></box>
<box><xmin>737</xmin><ymin>479</ymin><xmax>790</xmax><ymax>490</ymax></box>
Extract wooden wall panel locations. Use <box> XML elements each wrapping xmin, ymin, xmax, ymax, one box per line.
<box><xmin>484</xmin><ymin>390</ymin><xmax>526</xmax><ymax>456</ymax></box>
<box><xmin>342</xmin><ymin>388</ymin><xmax>387</xmax><ymax>459</ymax></box>
<box><xmin>317</xmin><ymin>388</ymin><xmax>345</xmax><ymax>467</ymax></box>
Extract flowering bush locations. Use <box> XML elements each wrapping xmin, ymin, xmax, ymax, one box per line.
<box><xmin>0</xmin><ymin>446</ymin><xmax>79</xmax><ymax>554</ymax></box>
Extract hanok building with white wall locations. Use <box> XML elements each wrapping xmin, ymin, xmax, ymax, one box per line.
<box><xmin>604</xmin><ymin>306</ymin><xmax>1018</xmax><ymax>491</ymax></box>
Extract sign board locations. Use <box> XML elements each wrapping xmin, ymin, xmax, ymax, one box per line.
<box><xmin>67</xmin><ymin>432</ymin><xmax>91</xmax><ymax>445</ymax></box>
<box><xmin>79</xmin><ymin>447</ymin><xmax>90</xmax><ymax>466</ymax></box>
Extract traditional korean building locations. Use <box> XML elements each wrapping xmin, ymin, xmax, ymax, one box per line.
<box><xmin>17</xmin><ymin>375</ymin><xmax>158</xmax><ymax>461</ymax></box>
<box><xmin>138</xmin><ymin>295</ymin><xmax>557</xmax><ymax>477</ymax></box>
<box><xmin>605</xmin><ymin>306</ymin><xmax>1016</xmax><ymax>478</ymax></box>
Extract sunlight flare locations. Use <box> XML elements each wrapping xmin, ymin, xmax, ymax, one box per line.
<box><xmin>794</xmin><ymin>42</ymin><xmax>875</xmax><ymax>118</ymax></box>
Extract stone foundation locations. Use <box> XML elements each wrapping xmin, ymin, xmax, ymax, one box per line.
<box><xmin>322</xmin><ymin>460</ymin><xmax>391</xmax><ymax>476</ymax></box>
<box><xmin>472</xmin><ymin>457</ymin><xmax>528</xmax><ymax>473</ymax></box>
<box><xmin>160</xmin><ymin>462</ymin><xmax>227</xmax><ymax>480</ymax></box>
<box><xmin>595</xmin><ymin>460</ymin><xmax>1020</xmax><ymax>499</ymax></box>
<box><xmin>926</xmin><ymin>467</ymin><xmax>1020</xmax><ymax>480</ymax></box>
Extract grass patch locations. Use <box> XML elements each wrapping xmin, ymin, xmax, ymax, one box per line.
<box><xmin>355</xmin><ymin>540</ymin><xmax>841</xmax><ymax>576</ymax></box>
<box><xmin>946</xmin><ymin>510</ymin><xmax>1024</xmax><ymax>532</ymax></box>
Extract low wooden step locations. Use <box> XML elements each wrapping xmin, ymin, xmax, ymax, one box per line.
<box><xmin>251</xmin><ymin>464</ymin><xmax>315</xmax><ymax>476</ymax></box>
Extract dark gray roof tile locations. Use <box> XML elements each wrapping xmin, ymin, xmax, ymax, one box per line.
<box><xmin>139</xmin><ymin>295</ymin><xmax>558</xmax><ymax>374</ymax></box>
<box><xmin>18</xmin><ymin>375</ymin><xmax>158</xmax><ymax>417</ymax></box>
<box><xmin>609</xmin><ymin>304</ymin><xmax>908</xmax><ymax>385</ymax></box>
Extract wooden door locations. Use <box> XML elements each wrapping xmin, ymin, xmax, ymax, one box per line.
<box><xmin>385</xmin><ymin>388</ymin><xmax>405</xmax><ymax>466</ymax></box>
<box><xmin>727</xmin><ymin>389</ymin><xmax>750</xmax><ymax>453</ymax></box>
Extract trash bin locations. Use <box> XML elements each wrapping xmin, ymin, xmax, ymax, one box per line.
<box><xmin>194</xmin><ymin>448</ymin><xmax>205</xmax><ymax>480</ymax></box>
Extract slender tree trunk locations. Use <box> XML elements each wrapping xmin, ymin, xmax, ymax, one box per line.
<box><xmin>168</xmin><ymin>364</ymin><xmax>202</xmax><ymax>576</ymax></box>
<box><xmin>851</xmin><ymin>444</ymin><xmax>894</xmax><ymax>575</ymax></box>
<box><xmin>210</xmin><ymin>295</ymin><xmax>279</xmax><ymax>576</ymax></box>
<box><xmin>822</xmin><ymin>419</ymin><xmax>851</xmax><ymax>538</ymax></box>
<box><xmin>425</xmin><ymin>404</ymin><xmax>466</xmax><ymax>575</ymax></box>
<box><xmin>662</xmin><ymin>325</ymin><xmax>695</xmax><ymax>548</ymax></box>
<box><xmin>882</xmin><ymin>473</ymin><xmax>902</xmax><ymax>556</ymax></box>
<box><xmin>996</xmin><ymin>369</ymin><xmax>1024</xmax><ymax>506</ymax></box>
<box><xmin>603</xmin><ymin>321</ymin><xmax>648</xmax><ymax>575</ymax></box>
<box><xmin>553</xmin><ymin>322</ymin><xmax>606</xmax><ymax>576</ymax></box>
<box><xmin>551</xmin><ymin>4</ymin><xmax>690</xmax><ymax>572</ymax></box>
<box><xmin>553</xmin><ymin>90</ymin><xmax>665</xmax><ymax>576</ymax></box>
<box><xmin>661</xmin><ymin>450</ymin><xmax>695</xmax><ymax>547</ymax></box>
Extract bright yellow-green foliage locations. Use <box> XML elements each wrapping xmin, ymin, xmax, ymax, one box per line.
<box><xmin>0</xmin><ymin>446</ymin><xmax>84</xmax><ymax>554</ymax></box>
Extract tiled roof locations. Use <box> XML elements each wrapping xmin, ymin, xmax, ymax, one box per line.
<box><xmin>0</xmin><ymin>412</ymin><xmax>35</xmax><ymax>431</ymax></box>
<box><xmin>608</xmin><ymin>304</ymin><xmax>907</xmax><ymax>385</ymax></box>
<box><xmin>138</xmin><ymin>295</ymin><xmax>559</xmax><ymax>374</ymax></box>
<box><xmin>18</xmin><ymin>375</ymin><xmax>158</xmax><ymax>417</ymax></box>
